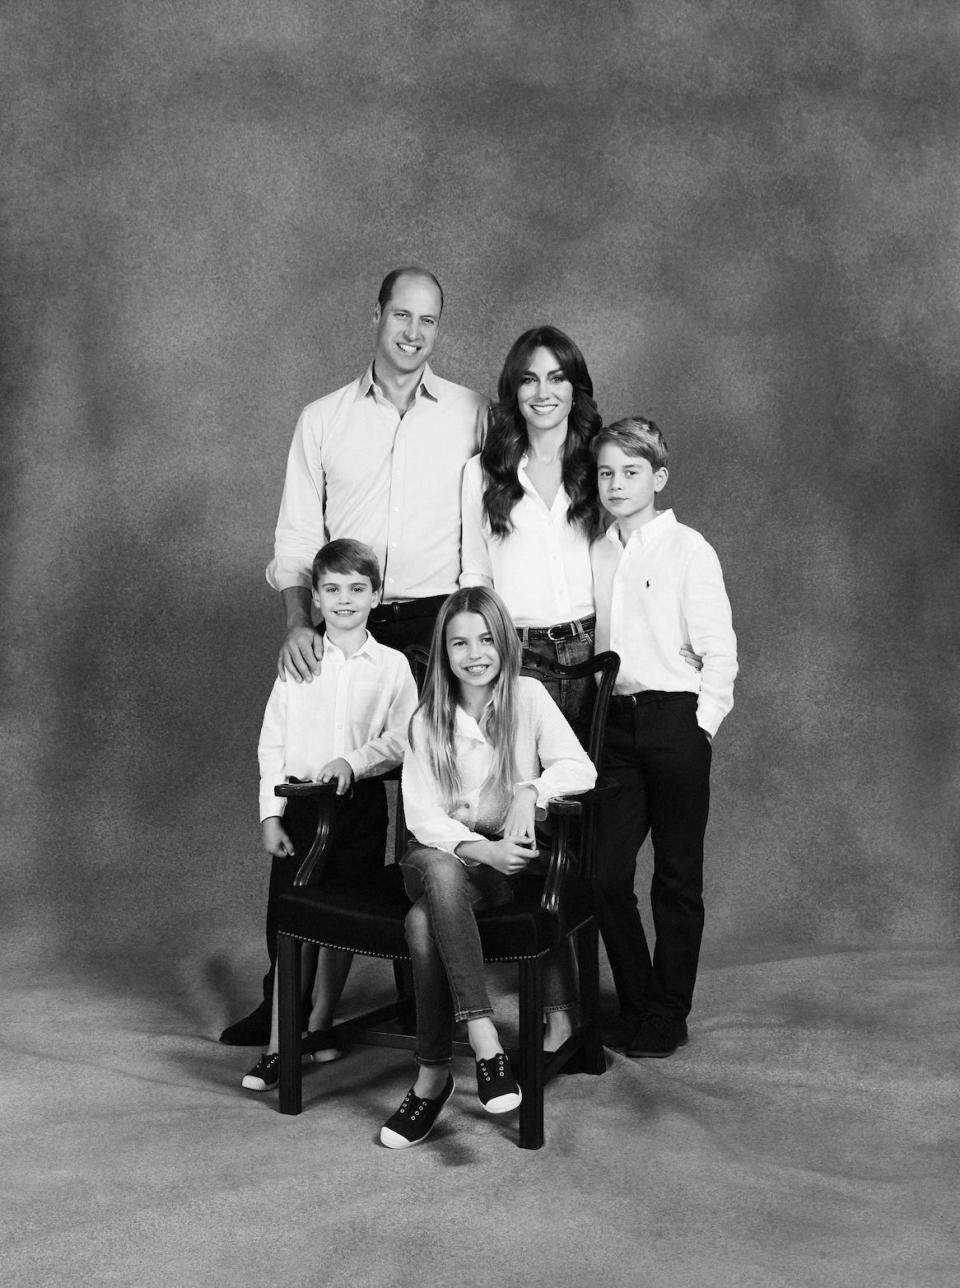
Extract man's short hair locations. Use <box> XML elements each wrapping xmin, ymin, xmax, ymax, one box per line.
<box><xmin>311</xmin><ymin>539</ymin><xmax>382</xmax><ymax>592</ymax></box>
<box><xmin>592</xmin><ymin>417</ymin><xmax>669</xmax><ymax>471</ymax></box>
<box><xmin>376</xmin><ymin>266</ymin><xmax>444</xmax><ymax>314</ymax></box>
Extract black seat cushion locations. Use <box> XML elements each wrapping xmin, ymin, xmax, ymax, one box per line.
<box><xmin>277</xmin><ymin>866</ymin><xmax>594</xmax><ymax>963</ymax></box>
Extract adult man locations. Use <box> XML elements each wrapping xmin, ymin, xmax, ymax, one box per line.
<box><xmin>220</xmin><ymin>267</ymin><xmax>488</xmax><ymax>1045</ymax></box>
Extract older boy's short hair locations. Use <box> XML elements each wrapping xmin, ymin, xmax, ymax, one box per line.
<box><xmin>592</xmin><ymin>417</ymin><xmax>669</xmax><ymax>471</ymax></box>
<box><xmin>311</xmin><ymin>539</ymin><xmax>382</xmax><ymax>592</ymax></box>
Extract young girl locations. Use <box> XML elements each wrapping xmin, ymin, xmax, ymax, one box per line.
<box><xmin>379</xmin><ymin>586</ymin><xmax>596</xmax><ymax>1149</ymax></box>
<box><xmin>460</xmin><ymin>326</ymin><xmax>603</xmax><ymax>731</ymax></box>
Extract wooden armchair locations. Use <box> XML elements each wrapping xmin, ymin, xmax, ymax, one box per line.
<box><xmin>274</xmin><ymin>648</ymin><xmax>620</xmax><ymax>1149</ymax></box>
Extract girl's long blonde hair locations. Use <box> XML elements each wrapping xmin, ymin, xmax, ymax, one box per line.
<box><xmin>410</xmin><ymin>587</ymin><xmax>521</xmax><ymax>809</ymax></box>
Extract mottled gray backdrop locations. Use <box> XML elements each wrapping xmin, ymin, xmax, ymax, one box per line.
<box><xmin>3</xmin><ymin>2</ymin><xmax>957</xmax><ymax>996</ymax></box>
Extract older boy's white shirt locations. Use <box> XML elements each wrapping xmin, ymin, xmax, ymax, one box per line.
<box><xmin>591</xmin><ymin>509</ymin><xmax>738</xmax><ymax>737</ymax></box>
<box><xmin>459</xmin><ymin>454</ymin><xmax>594</xmax><ymax>626</ymax></box>
<box><xmin>258</xmin><ymin>632</ymin><xmax>418</xmax><ymax>821</ymax></box>
<box><xmin>267</xmin><ymin>365</ymin><xmax>487</xmax><ymax>602</ymax></box>
<box><xmin>402</xmin><ymin>677</ymin><xmax>597</xmax><ymax>854</ymax></box>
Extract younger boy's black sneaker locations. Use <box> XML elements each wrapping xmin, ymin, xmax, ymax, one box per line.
<box><xmin>380</xmin><ymin>1074</ymin><xmax>455</xmax><ymax>1149</ymax></box>
<box><xmin>241</xmin><ymin>1052</ymin><xmax>281</xmax><ymax>1091</ymax></box>
<box><xmin>476</xmin><ymin>1052</ymin><xmax>522</xmax><ymax>1113</ymax></box>
<box><xmin>625</xmin><ymin>1013</ymin><xmax>689</xmax><ymax>1059</ymax></box>
<box><xmin>241</xmin><ymin>1048</ymin><xmax>316</xmax><ymax>1092</ymax></box>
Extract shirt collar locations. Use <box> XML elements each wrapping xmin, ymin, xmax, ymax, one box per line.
<box><xmin>357</xmin><ymin>363</ymin><xmax>439</xmax><ymax>406</ymax></box>
<box><xmin>605</xmin><ymin>508</ymin><xmax>677</xmax><ymax>549</ymax></box>
<box><xmin>517</xmin><ymin>454</ymin><xmax>569</xmax><ymax>507</ymax></box>
<box><xmin>454</xmin><ymin>701</ymin><xmax>493</xmax><ymax>744</ymax></box>
<box><xmin>321</xmin><ymin>630</ymin><xmax>377</xmax><ymax>663</ymax></box>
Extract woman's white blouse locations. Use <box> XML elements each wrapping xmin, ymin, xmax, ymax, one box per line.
<box><xmin>401</xmin><ymin>677</ymin><xmax>597</xmax><ymax>854</ymax></box>
<box><xmin>459</xmin><ymin>454</ymin><xmax>595</xmax><ymax>627</ymax></box>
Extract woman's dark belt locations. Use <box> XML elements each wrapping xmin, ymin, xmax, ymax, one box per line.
<box><xmin>517</xmin><ymin>614</ymin><xmax>596</xmax><ymax>643</ymax></box>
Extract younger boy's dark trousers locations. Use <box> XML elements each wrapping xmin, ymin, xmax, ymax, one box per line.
<box><xmin>593</xmin><ymin>691</ymin><xmax>712</xmax><ymax>1026</ymax></box>
<box><xmin>260</xmin><ymin>779</ymin><xmax>388</xmax><ymax>1008</ymax></box>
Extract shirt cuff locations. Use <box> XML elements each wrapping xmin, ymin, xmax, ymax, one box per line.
<box><xmin>696</xmin><ymin>700</ymin><xmax>725</xmax><ymax>739</ymax></box>
<box><xmin>265</xmin><ymin>557</ymin><xmax>313</xmax><ymax>592</ymax></box>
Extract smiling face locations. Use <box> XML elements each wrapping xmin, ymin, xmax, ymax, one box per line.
<box><xmin>373</xmin><ymin>272</ymin><xmax>442</xmax><ymax>379</ymax></box>
<box><xmin>515</xmin><ymin>346</ymin><xmax>574</xmax><ymax>437</ymax></box>
<box><xmin>445</xmin><ymin>610</ymin><xmax>502</xmax><ymax>702</ymax></box>
<box><xmin>312</xmin><ymin>569</ymin><xmax>380</xmax><ymax>637</ymax></box>
<box><xmin>596</xmin><ymin>443</ymin><xmax>668</xmax><ymax>534</ymax></box>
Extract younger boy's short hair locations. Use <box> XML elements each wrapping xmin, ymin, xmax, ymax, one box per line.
<box><xmin>311</xmin><ymin>539</ymin><xmax>382</xmax><ymax>592</ymax></box>
<box><xmin>592</xmin><ymin>417</ymin><xmax>669</xmax><ymax>471</ymax></box>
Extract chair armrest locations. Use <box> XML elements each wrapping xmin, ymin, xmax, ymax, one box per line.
<box><xmin>545</xmin><ymin>777</ymin><xmax>621</xmax><ymax>817</ymax></box>
<box><xmin>275</xmin><ymin>766</ymin><xmax>402</xmax><ymax>885</ymax></box>
<box><xmin>539</xmin><ymin>778</ymin><xmax>620</xmax><ymax>914</ymax></box>
<box><xmin>275</xmin><ymin>765</ymin><xmax>401</xmax><ymax>800</ymax></box>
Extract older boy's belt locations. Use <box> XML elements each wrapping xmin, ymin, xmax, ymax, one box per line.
<box><xmin>369</xmin><ymin>595</ymin><xmax>448</xmax><ymax>623</ymax></box>
<box><xmin>609</xmin><ymin>690</ymin><xmax>695</xmax><ymax>713</ymax></box>
<box><xmin>518</xmin><ymin>614</ymin><xmax>596</xmax><ymax>643</ymax></box>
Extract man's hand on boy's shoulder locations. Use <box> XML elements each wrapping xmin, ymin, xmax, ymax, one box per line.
<box><xmin>316</xmin><ymin>758</ymin><xmax>355</xmax><ymax>796</ymax></box>
<box><xmin>278</xmin><ymin>625</ymin><xmax>324</xmax><ymax>682</ymax></box>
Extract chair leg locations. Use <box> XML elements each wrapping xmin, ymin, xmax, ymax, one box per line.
<box><xmin>577</xmin><ymin>922</ymin><xmax>606</xmax><ymax>1076</ymax></box>
<box><xmin>392</xmin><ymin>959</ymin><xmax>416</xmax><ymax>1033</ymax></box>
<box><xmin>518</xmin><ymin>958</ymin><xmax>545</xmax><ymax>1149</ymax></box>
<box><xmin>278</xmin><ymin>933</ymin><xmax>302</xmax><ymax>1115</ymax></box>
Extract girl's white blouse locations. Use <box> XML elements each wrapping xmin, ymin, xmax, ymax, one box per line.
<box><xmin>402</xmin><ymin>677</ymin><xmax>596</xmax><ymax>854</ymax></box>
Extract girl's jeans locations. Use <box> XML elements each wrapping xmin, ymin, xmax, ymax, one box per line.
<box><xmin>399</xmin><ymin>844</ymin><xmax>577</xmax><ymax>1067</ymax></box>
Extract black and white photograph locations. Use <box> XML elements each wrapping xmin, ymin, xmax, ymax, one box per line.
<box><xmin>2</xmin><ymin>3</ymin><xmax>958</xmax><ymax>1285</ymax></box>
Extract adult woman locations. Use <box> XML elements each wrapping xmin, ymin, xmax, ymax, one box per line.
<box><xmin>460</xmin><ymin>326</ymin><xmax>602</xmax><ymax>732</ymax></box>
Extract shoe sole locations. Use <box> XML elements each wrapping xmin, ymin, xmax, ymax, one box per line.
<box><xmin>626</xmin><ymin>1035</ymin><xmax>689</xmax><ymax>1059</ymax></box>
<box><xmin>480</xmin><ymin>1088</ymin><xmax>522</xmax><ymax>1114</ymax></box>
<box><xmin>379</xmin><ymin>1077</ymin><xmax>456</xmax><ymax>1149</ymax></box>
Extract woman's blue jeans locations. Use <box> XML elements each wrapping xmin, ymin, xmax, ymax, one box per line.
<box><xmin>399</xmin><ymin>844</ymin><xmax>576</xmax><ymax>1067</ymax></box>
<box><xmin>517</xmin><ymin>624</ymin><xmax>595</xmax><ymax>740</ymax></box>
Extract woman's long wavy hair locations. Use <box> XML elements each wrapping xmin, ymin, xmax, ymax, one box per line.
<box><xmin>409</xmin><ymin>586</ymin><xmax>521</xmax><ymax>810</ymax></box>
<box><xmin>481</xmin><ymin>326</ymin><xmax>602</xmax><ymax>538</ymax></box>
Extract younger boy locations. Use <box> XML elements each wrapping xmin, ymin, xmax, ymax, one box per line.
<box><xmin>240</xmin><ymin>538</ymin><xmax>418</xmax><ymax>1091</ymax></box>
<box><xmin>591</xmin><ymin>418</ymin><xmax>737</xmax><ymax>1057</ymax></box>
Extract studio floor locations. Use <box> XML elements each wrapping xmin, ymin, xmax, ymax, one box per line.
<box><xmin>3</xmin><ymin>944</ymin><xmax>958</xmax><ymax>1288</ymax></box>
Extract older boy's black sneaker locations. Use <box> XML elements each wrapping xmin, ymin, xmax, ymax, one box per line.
<box><xmin>626</xmin><ymin>1013</ymin><xmax>689</xmax><ymax>1058</ymax></box>
<box><xmin>380</xmin><ymin>1074</ymin><xmax>455</xmax><ymax>1149</ymax></box>
<box><xmin>476</xmin><ymin>1052</ymin><xmax>522</xmax><ymax>1113</ymax></box>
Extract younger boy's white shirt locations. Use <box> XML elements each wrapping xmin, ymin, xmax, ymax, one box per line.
<box><xmin>402</xmin><ymin>676</ymin><xmax>597</xmax><ymax>854</ymax></box>
<box><xmin>591</xmin><ymin>509</ymin><xmax>738</xmax><ymax>737</ymax></box>
<box><xmin>257</xmin><ymin>632</ymin><xmax>418</xmax><ymax>821</ymax></box>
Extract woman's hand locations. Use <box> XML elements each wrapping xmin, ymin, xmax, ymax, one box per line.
<box><xmin>262</xmin><ymin>816</ymin><xmax>295</xmax><ymax>857</ymax></box>
<box><xmin>502</xmin><ymin>784</ymin><xmax>538</xmax><ymax>845</ymax></box>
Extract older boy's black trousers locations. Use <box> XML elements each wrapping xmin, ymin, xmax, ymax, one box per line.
<box><xmin>593</xmin><ymin>691</ymin><xmax>712</xmax><ymax>1025</ymax></box>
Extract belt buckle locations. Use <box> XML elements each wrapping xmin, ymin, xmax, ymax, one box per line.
<box><xmin>545</xmin><ymin>622</ymin><xmax>567</xmax><ymax>642</ymax></box>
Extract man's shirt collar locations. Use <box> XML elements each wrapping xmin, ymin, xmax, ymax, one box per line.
<box><xmin>357</xmin><ymin>363</ymin><xmax>439</xmax><ymax>406</ymax></box>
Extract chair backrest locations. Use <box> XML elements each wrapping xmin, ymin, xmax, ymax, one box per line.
<box><xmin>517</xmin><ymin>648</ymin><xmax>620</xmax><ymax>768</ymax></box>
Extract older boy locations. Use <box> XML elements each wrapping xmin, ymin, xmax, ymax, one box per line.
<box><xmin>591</xmin><ymin>418</ymin><xmax>738</xmax><ymax>1057</ymax></box>
<box><xmin>240</xmin><ymin>539</ymin><xmax>418</xmax><ymax>1091</ymax></box>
